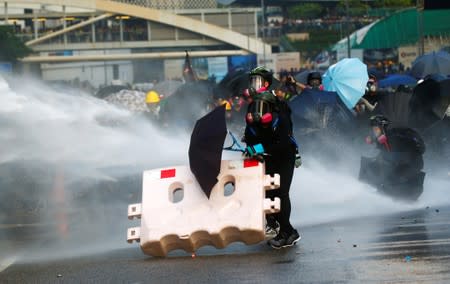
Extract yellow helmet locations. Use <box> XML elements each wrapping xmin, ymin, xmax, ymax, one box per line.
<box><xmin>146</xmin><ymin>91</ymin><xmax>160</xmax><ymax>104</ymax></box>
<box><xmin>222</xmin><ymin>101</ymin><xmax>232</xmax><ymax>111</ymax></box>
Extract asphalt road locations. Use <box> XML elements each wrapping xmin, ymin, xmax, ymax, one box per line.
<box><xmin>1</xmin><ymin>205</ymin><xmax>450</xmax><ymax>283</ymax></box>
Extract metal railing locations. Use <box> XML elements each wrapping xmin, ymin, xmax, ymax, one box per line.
<box><xmin>110</xmin><ymin>0</ymin><xmax>217</xmax><ymax>10</ymax></box>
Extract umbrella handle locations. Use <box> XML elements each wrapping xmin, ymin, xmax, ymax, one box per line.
<box><xmin>223</xmin><ymin>131</ymin><xmax>245</xmax><ymax>153</ymax></box>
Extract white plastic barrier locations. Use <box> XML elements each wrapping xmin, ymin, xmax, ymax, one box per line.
<box><xmin>127</xmin><ymin>159</ymin><xmax>280</xmax><ymax>257</ymax></box>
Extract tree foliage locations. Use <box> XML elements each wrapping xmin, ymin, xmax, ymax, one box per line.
<box><xmin>0</xmin><ymin>25</ymin><xmax>32</xmax><ymax>62</ymax></box>
<box><xmin>372</xmin><ymin>0</ymin><xmax>415</xmax><ymax>8</ymax></box>
<box><xmin>337</xmin><ymin>0</ymin><xmax>369</xmax><ymax>17</ymax></box>
<box><xmin>288</xmin><ymin>3</ymin><xmax>324</xmax><ymax>20</ymax></box>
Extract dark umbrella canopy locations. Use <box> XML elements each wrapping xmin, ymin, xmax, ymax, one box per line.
<box><xmin>410</xmin><ymin>51</ymin><xmax>450</xmax><ymax>79</ymax></box>
<box><xmin>294</xmin><ymin>69</ymin><xmax>323</xmax><ymax>84</ymax></box>
<box><xmin>373</xmin><ymin>91</ymin><xmax>412</xmax><ymax>127</ymax></box>
<box><xmin>217</xmin><ymin>68</ymin><xmax>281</xmax><ymax>99</ymax></box>
<box><xmin>409</xmin><ymin>75</ymin><xmax>450</xmax><ymax>129</ymax></box>
<box><xmin>378</xmin><ymin>74</ymin><xmax>417</xmax><ymax>89</ymax></box>
<box><xmin>188</xmin><ymin>105</ymin><xmax>227</xmax><ymax>198</ymax></box>
<box><xmin>289</xmin><ymin>88</ymin><xmax>354</xmax><ymax>131</ymax></box>
<box><xmin>217</xmin><ymin>67</ymin><xmax>249</xmax><ymax>98</ymax></box>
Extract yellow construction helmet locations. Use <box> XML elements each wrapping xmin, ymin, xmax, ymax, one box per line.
<box><xmin>222</xmin><ymin>101</ymin><xmax>232</xmax><ymax>111</ymax></box>
<box><xmin>146</xmin><ymin>91</ymin><xmax>160</xmax><ymax>104</ymax></box>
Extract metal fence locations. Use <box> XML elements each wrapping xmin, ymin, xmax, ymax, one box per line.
<box><xmin>110</xmin><ymin>0</ymin><xmax>217</xmax><ymax>9</ymax></box>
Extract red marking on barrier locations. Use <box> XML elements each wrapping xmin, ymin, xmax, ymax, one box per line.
<box><xmin>161</xmin><ymin>168</ymin><xmax>176</xmax><ymax>179</ymax></box>
<box><xmin>244</xmin><ymin>159</ymin><xmax>259</xmax><ymax>168</ymax></box>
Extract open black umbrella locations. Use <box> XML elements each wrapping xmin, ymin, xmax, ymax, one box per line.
<box><xmin>373</xmin><ymin>90</ymin><xmax>413</xmax><ymax>127</ymax></box>
<box><xmin>294</xmin><ymin>69</ymin><xmax>323</xmax><ymax>84</ymax></box>
<box><xmin>289</xmin><ymin>88</ymin><xmax>354</xmax><ymax>131</ymax></box>
<box><xmin>409</xmin><ymin>75</ymin><xmax>450</xmax><ymax>129</ymax></box>
<box><xmin>188</xmin><ymin>105</ymin><xmax>227</xmax><ymax>198</ymax></box>
<box><xmin>410</xmin><ymin>51</ymin><xmax>450</xmax><ymax>79</ymax></box>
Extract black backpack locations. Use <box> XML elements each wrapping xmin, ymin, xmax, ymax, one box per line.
<box><xmin>387</xmin><ymin>127</ymin><xmax>426</xmax><ymax>154</ymax></box>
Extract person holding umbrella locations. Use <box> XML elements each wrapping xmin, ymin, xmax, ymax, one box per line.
<box><xmin>243</xmin><ymin>66</ymin><xmax>302</xmax><ymax>249</ymax></box>
<box><xmin>360</xmin><ymin>115</ymin><xmax>426</xmax><ymax>201</ymax></box>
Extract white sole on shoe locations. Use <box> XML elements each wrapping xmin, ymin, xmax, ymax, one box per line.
<box><xmin>270</xmin><ymin>235</ymin><xmax>302</xmax><ymax>249</ymax></box>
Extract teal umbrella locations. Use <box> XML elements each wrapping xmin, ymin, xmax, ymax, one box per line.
<box><xmin>322</xmin><ymin>58</ymin><xmax>368</xmax><ymax>110</ymax></box>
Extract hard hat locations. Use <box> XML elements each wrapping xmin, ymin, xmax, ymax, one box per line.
<box><xmin>222</xmin><ymin>101</ymin><xmax>232</xmax><ymax>111</ymax></box>
<box><xmin>146</xmin><ymin>91</ymin><xmax>160</xmax><ymax>103</ymax></box>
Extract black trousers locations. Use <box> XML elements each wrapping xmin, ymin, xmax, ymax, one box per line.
<box><xmin>264</xmin><ymin>146</ymin><xmax>296</xmax><ymax>234</ymax></box>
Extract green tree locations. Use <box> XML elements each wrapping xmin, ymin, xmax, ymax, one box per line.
<box><xmin>373</xmin><ymin>0</ymin><xmax>415</xmax><ymax>8</ymax></box>
<box><xmin>0</xmin><ymin>25</ymin><xmax>32</xmax><ymax>62</ymax></box>
<box><xmin>288</xmin><ymin>3</ymin><xmax>324</xmax><ymax>20</ymax></box>
<box><xmin>338</xmin><ymin>0</ymin><xmax>369</xmax><ymax>17</ymax></box>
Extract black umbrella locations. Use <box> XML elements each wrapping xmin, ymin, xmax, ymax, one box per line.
<box><xmin>373</xmin><ymin>90</ymin><xmax>413</xmax><ymax>127</ymax></box>
<box><xmin>294</xmin><ymin>69</ymin><xmax>323</xmax><ymax>84</ymax></box>
<box><xmin>217</xmin><ymin>68</ymin><xmax>281</xmax><ymax>99</ymax></box>
<box><xmin>289</xmin><ymin>88</ymin><xmax>354</xmax><ymax>130</ymax></box>
<box><xmin>217</xmin><ymin>67</ymin><xmax>249</xmax><ymax>98</ymax></box>
<box><xmin>409</xmin><ymin>75</ymin><xmax>450</xmax><ymax>129</ymax></box>
<box><xmin>410</xmin><ymin>51</ymin><xmax>450</xmax><ymax>79</ymax></box>
<box><xmin>188</xmin><ymin>105</ymin><xmax>227</xmax><ymax>198</ymax></box>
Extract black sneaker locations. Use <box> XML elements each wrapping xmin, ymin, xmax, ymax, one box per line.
<box><xmin>265</xmin><ymin>223</ymin><xmax>279</xmax><ymax>239</ymax></box>
<box><xmin>268</xmin><ymin>229</ymin><xmax>301</xmax><ymax>249</ymax></box>
<box><xmin>265</xmin><ymin>219</ymin><xmax>280</xmax><ymax>239</ymax></box>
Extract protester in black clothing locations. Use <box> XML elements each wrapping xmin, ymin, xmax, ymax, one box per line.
<box><xmin>243</xmin><ymin>66</ymin><xmax>301</xmax><ymax>249</ymax></box>
<box><xmin>306</xmin><ymin>71</ymin><xmax>323</xmax><ymax>90</ymax></box>
<box><xmin>359</xmin><ymin>115</ymin><xmax>426</xmax><ymax>201</ymax></box>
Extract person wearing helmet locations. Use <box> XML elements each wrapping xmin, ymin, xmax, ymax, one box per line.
<box><xmin>359</xmin><ymin>114</ymin><xmax>426</xmax><ymax>201</ymax></box>
<box><xmin>145</xmin><ymin>90</ymin><xmax>161</xmax><ymax>120</ymax></box>
<box><xmin>366</xmin><ymin>114</ymin><xmax>391</xmax><ymax>150</ymax></box>
<box><xmin>286</xmin><ymin>71</ymin><xmax>322</xmax><ymax>93</ymax></box>
<box><xmin>244</xmin><ymin>66</ymin><xmax>301</xmax><ymax>249</ymax></box>
<box><xmin>362</xmin><ymin>74</ymin><xmax>381</xmax><ymax>107</ymax></box>
<box><xmin>306</xmin><ymin>72</ymin><xmax>323</xmax><ymax>90</ymax></box>
<box><xmin>248</xmin><ymin>66</ymin><xmax>273</xmax><ymax>92</ymax></box>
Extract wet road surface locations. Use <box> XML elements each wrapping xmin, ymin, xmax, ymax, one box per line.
<box><xmin>1</xmin><ymin>205</ymin><xmax>450</xmax><ymax>283</ymax></box>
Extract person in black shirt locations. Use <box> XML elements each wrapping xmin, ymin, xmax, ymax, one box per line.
<box><xmin>359</xmin><ymin>115</ymin><xmax>426</xmax><ymax>201</ymax></box>
<box><xmin>243</xmin><ymin>66</ymin><xmax>301</xmax><ymax>249</ymax></box>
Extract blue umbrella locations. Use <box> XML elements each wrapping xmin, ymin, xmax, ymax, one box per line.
<box><xmin>378</xmin><ymin>74</ymin><xmax>417</xmax><ymax>88</ymax></box>
<box><xmin>322</xmin><ymin>58</ymin><xmax>369</xmax><ymax>110</ymax></box>
<box><xmin>410</xmin><ymin>51</ymin><xmax>450</xmax><ymax>79</ymax></box>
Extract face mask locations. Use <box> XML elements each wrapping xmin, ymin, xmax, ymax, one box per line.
<box><xmin>366</xmin><ymin>81</ymin><xmax>377</xmax><ymax>93</ymax></box>
<box><xmin>249</xmin><ymin>75</ymin><xmax>264</xmax><ymax>90</ymax></box>
<box><xmin>246</xmin><ymin>100</ymin><xmax>273</xmax><ymax>126</ymax></box>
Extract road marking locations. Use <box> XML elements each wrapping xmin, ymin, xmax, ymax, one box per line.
<box><xmin>0</xmin><ymin>254</ymin><xmax>18</xmax><ymax>273</ymax></box>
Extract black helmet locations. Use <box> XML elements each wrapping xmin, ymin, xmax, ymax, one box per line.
<box><xmin>307</xmin><ymin>72</ymin><xmax>322</xmax><ymax>85</ymax></box>
<box><xmin>249</xmin><ymin>66</ymin><xmax>273</xmax><ymax>88</ymax></box>
<box><xmin>369</xmin><ymin>115</ymin><xmax>390</xmax><ymax>128</ymax></box>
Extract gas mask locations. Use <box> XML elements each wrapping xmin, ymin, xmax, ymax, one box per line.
<box><xmin>366</xmin><ymin>80</ymin><xmax>377</xmax><ymax>93</ymax></box>
<box><xmin>246</xmin><ymin>99</ymin><xmax>273</xmax><ymax>126</ymax></box>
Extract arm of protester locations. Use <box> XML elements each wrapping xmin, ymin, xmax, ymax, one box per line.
<box><xmin>359</xmin><ymin>97</ymin><xmax>377</xmax><ymax>112</ymax></box>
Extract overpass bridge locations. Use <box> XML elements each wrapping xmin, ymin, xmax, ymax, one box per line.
<box><xmin>1</xmin><ymin>0</ymin><xmax>272</xmax><ymax>63</ymax></box>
